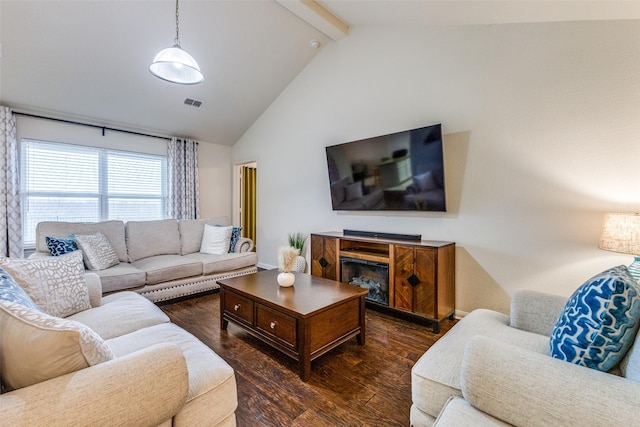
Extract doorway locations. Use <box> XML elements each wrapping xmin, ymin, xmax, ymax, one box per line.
<box><xmin>235</xmin><ymin>162</ymin><xmax>257</xmax><ymax>251</ymax></box>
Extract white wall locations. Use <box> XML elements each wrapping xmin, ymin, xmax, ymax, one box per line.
<box><xmin>232</xmin><ymin>20</ymin><xmax>640</xmax><ymax>314</ymax></box>
<box><xmin>198</xmin><ymin>141</ymin><xmax>232</xmax><ymax>219</ymax></box>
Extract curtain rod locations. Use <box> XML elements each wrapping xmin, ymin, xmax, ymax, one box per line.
<box><xmin>12</xmin><ymin>111</ymin><xmax>172</xmax><ymax>141</ymax></box>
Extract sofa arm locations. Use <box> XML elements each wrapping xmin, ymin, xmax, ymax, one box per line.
<box><xmin>84</xmin><ymin>272</ymin><xmax>102</xmax><ymax>308</ymax></box>
<box><xmin>0</xmin><ymin>343</ymin><xmax>189</xmax><ymax>427</ymax></box>
<box><xmin>234</xmin><ymin>237</ymin><xmax>254</xmax><ymax>253</ymax></box>
<box><xmin>461</xmin><ymin>336</ymin><xmax>640</xmax><ymax>426</ymax></box>
<box><xmin>509</xmin><ymin>290</ymin><xmax>567</xmax><ymax>336</ymax></box>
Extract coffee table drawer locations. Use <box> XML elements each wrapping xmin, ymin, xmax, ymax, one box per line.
<box><xmin>256</xmin><ymin>303</ymin><xmax>296</xmax><ymax>348</ymax></box>
<box><xmin>225</xmin><ymin>292</ymin><xmax>254</xmax><ymax>325</ymax></box>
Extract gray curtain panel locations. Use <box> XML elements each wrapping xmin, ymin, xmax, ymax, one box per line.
<box><xmin>0</xmin><ymin>106</ymin><xmax>23</xmax><ymax>257</ymax></box>
<box><xmin>168</xmin><ymin>137</ymin><xmax>200</xmax><ymax>220</ymax></box>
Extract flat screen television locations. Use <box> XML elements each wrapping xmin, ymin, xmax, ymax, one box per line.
<box><xmin>325</xmin><ymin>123</ymin><xmax>445</xmax><ymax>212</ymax></box>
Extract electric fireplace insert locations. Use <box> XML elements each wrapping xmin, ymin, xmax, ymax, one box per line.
<box><xmin>340</xmin><ymin>256</ymin><xmax>389</xmax><ymax>306</ymax></box>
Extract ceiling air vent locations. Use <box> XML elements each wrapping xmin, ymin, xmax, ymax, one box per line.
<box><xmin>184</xmin><ymin>98</ymin><xmax>203</xmax><ymax>108</ymax></box>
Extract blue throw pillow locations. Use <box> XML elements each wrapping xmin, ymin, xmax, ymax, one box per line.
<box><xmin>45</xmin><ymin>235</ymin><xmax>77</xmax><ymax>256</ymax></box>
<box><xmin>0</xmin><ymin>268</ymin><xmax>41</xmax><ymax>311</ymax></box>
<box><xmin>214</xmin><ymin>225</ymin><xmax>243</xmax><ymax>253</ymax></box>
<box><xmin>550</xmin><ymin>265</ymin><xmax>640</xmax><ymax>371</ymax></box>
<box><xmin>229</xmin><ymin>226</ymin><xmax>243</xmax><ymax>252</ymax></box>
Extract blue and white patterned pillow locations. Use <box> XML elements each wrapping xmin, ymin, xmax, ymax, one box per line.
<box><xmin>45</xmin><ymin>234</ymin><xmax>77</xmax><ymax>256</ymax></box>
<box><xmin>550</xmin><ymin>265</ymin><xmax>640</xmax><ymax>371</ymax></box>
<box><xmin>0</xmin><ymin>268</ymin><xmax>41</xmax><ymax>311</ymax></box>
<box><xmin>229</xmin><ymin>226</ymin><xmax>243</xmax><ymax>252</ymax></box>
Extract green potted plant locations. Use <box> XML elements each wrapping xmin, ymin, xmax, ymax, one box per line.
<box><xmin>287</xmin><ymin>232</ymin><xmax>308</xmax><ymax>273</ymax></box>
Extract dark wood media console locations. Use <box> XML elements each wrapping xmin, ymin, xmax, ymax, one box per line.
<box><xmin>311</xmin><ymin>231</ymin><xmax>455</xmax><ymax>333</ymax></box>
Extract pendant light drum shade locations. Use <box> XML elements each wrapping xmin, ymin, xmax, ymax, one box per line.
<box><xmin>149</xmin><ymin>44</ymin><xmax>204</xmax><ymax>85</ymax></box>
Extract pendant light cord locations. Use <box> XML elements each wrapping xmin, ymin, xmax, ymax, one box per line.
<box><xmin>174</xmin><ymin>0</ymin><xmax>180</xmax><ymax>46</ymax></box>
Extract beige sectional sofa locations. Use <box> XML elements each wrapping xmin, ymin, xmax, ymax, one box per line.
<box><xmin>33</xmin><ymin>217</ymin><xmax>258</xmax><ymax>302</ymax></box>
<box><xmin>411</xmin><ymin>290</ymin><xmax>640</xmax><ymax>426</ymax></box>
<box><xmin>1</xmin><ymin>272</ymin><xmax>237</xmax><ymax>426</ymax></box>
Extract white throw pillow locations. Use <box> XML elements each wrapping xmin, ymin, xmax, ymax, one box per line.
<box><xmin>0</xmin><ymin>300</ymin><xmax>114</xmax><ymax>390</ymax></box>
<box><xmin>0</xmin><ymin>251</ymin><xmax>90</xmax><ymax>318</ymax></box>
<box><xmin>200</xmin><ymin>225</ymin><xmax>233</xmax><ymax>255</ymax></box>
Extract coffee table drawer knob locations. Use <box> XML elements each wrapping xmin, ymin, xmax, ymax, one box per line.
<box><xmin>234</xmin><ymin>304</ymin><xmax>241</xmax><ymax>311</ymax></box>
<box><xmin>270</xmin><ymin>321</ymin><xmax>277</xmax><ymax>329</ymax></box>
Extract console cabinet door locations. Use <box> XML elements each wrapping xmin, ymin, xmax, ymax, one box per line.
<box><xmin>311</xmin><ymin>235</ymin><xmax>339</xmax><ymax>281</ymax></box>
<box><xmin>393</xmin><ymin>245</ymin><xmax>436</xmax><ymax>318</ymax></box>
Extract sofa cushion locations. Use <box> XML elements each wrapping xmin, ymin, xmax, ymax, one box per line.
<box><xmin>0</xmin><ymin>251</ymin><xmax>90</xmax><ymax>318</ymax></box>
<box><xmin>549</xmin><ymin>265</ymin><xmax>640</xmax><ymax>372</ymax></box>
<box><xmin>45</xmin><ymin>234</ymin><xmax>77</xmax><ymax>256</ymax></box>
<box><xmin>200</xmin><ymin>225</ymin><xmax>233</xmax><ymax>255</ymax></box>
<box><xmin>92</xmin><ymin>262</ymin><xmax>147</xmax><ymax>293</ymax></box>
<box><xmin>68</xmin><ymin>291</ymin><xmax>170</xmax><ymax>340</ymax></box>
<box><xmin>106</xmin><ymin>322</ymin><xmax>237</xmax><ymax>425</ymax></box>
<box><xmin>75</xmin><ymin>232</ymin><xmax>120</xmax><ymax>271</ymax></box>
<box><xmin>411</xmin><ymin>309</ymin><xmax>549</xmax><ymax>421</ymax></box>
<box><xmin>126</xmin><ymin>219</ymin><xmax>181</xmax><ymax>262</ymax></box>
<box><xmin>0</xmin><ymin>300</ymin><xmax>114</xmax><ymax>390</ymax></box>
<box><xmin>36</xmin><ymin>220</ymin><xmax>128</xmax><ymax>262</ymax></box>
<box><xmin>185</xmin><ymin>252</ymin><xmax>258</xmax><ymax>275</ymax></box>
<box><xmin>433</xmin><ymin>397</ymin><xmax>510</xmax><ymax>427</ymax></box>
<box><xmin>132</xmin><ymin>255</ymin><xmax>203</xmax><ymax>285</ymax></box>
<box><xmin>178</xmin><ymin>217</ymin><xmax>230</xmax><ymax>255</ymax></box>
<box><xmin>0</xmin><ymin>268</ymin><xmax>41</xmax><ymax>310</ymax></box>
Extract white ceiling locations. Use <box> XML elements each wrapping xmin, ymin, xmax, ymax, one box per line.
<box><xmin>1</xmin><ymin>1</ymin><xmax>639</xmax><ymax>146</ymax></box>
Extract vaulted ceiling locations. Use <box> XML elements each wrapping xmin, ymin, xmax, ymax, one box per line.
<box><xmin>1</xmin><ymin>1</ymin><xmax>638</xmax><ymax>146</ymax></box>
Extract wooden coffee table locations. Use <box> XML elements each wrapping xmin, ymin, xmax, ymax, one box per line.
<box><xmin>218</xmin><ymin>269</ymin><xmax>368</xmax><ymax>381</ymax></box>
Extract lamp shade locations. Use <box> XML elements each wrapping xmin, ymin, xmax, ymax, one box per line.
<box><xmin>149</xmin><ymin>45</ymin><xmax>204</xmax><ymax>85</ymax></box>
<box><xmin>599</xmin><ymin>213</ymin><xmax>640</xmax><ymax>255</ymax></box>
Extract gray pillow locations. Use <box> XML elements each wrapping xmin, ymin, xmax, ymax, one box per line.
<box><xmin>75</xmin><ymin>232</ymin><xmax>120</xmax><ymax>271</ymax></box>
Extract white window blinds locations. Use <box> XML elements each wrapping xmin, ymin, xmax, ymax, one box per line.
<box><xmin>20</xmin><ymin>139</ymin><xmax>168</xmax><ymax>247</ymax></box>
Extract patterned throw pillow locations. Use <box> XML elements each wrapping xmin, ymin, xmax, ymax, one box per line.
<box><xmin>550</xmin><ymin>265</ymin><xmax>640</xmax><ymax>371</ymax></box>
<box><xmin>229</xmin><ymin>226</ymin><xmax>243</xmax><ymax>252</ymax></box>
<box><xmin>0</xmin><ymin>268</ymin><xmax>41</xmax><ymax>311</ymax></box>
<box><xmin>75</xmin><ymin>232</ymin><xmax>120</xmax><ymax>271</ymax></box>
<box><xmin>45</xmin><ymin>234</ymin><xmax>77</xmax><ymax>256</ymax></box>
<box><xmin>0</xmin><ymin>251</ymin><xmax>90</xmax><ymax>318</ymax></box>
<box><xmin>0</xmin><ymin>300</ymin><xmax>114</xmax><ymax>390</ymax></box>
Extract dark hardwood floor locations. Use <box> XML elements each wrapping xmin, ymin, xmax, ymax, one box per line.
<box><xmin>160</xmin><ymin>291</ymin><xmax>456</xmax><ymax>427</ymax></box>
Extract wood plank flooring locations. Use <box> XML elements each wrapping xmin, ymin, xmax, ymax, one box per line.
<box><xmin>159</xmin><ymin>291</ymin><xmax>456</xmax><ymax>427</ymax></box>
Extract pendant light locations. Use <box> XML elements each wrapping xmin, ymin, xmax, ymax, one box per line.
<box><xmin>149</xmin><ymin>0</ymin><xmax>204</xmax><ymax>85</ymax></box>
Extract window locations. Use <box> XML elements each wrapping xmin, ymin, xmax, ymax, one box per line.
<box><xmin>21</xmin><ymin>139</ymin><xmax>167</xmax><ymax>247</ymax></box>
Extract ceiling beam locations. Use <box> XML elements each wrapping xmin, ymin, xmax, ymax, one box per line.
<box><xmin>276</xmin><ymin>0</ymin><xmax>349</xmax><ymax>40</ymax></box>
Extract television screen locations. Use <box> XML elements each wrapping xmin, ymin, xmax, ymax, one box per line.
<box><xmin>325</xmin><ymin>123</ymin><xmax>445</xmax><ymax>212</ymax></box>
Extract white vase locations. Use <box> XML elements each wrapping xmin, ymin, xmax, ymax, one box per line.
<box><xmin>277</xmin><ymin>271</ymin><xmax>295</xmax><ymax>287</ymax></box>
<box><xmin>292</xmin><ymin>255</ymin><xmax>306</xmax><ymax>273</ymax></box>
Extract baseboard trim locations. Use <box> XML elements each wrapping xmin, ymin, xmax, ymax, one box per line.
<box><xmin>257</xmin><ymin>262</ymin><xmax>277</xmax><ymax>270</ymax></box>
<box><xmin>454</xmin><ymin>309</ymin><xmax>468</xmax><ymax>319</ymax></box>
